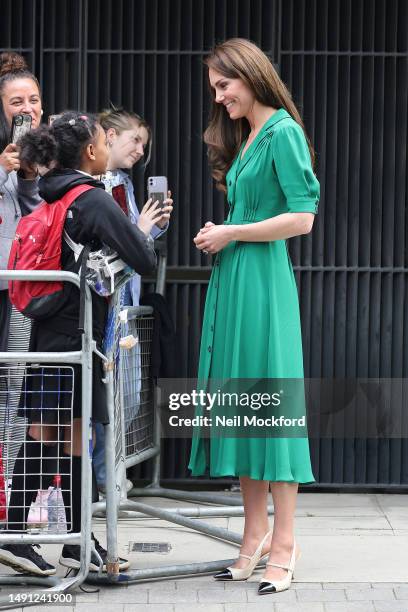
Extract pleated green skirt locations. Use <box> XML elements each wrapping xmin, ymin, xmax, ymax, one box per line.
<box><xmin>188</xmin><ymin>238</ymin><xmax>315</xmax><ymax>483</ymax></box>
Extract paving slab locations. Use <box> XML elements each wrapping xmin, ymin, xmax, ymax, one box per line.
<box><xmin>228</xmin><ymin>513</ymin><xmax>391</xmax><ymax>533</ymax></box>
<box><xmin>175</xmin><ymin>606</ymin><xmax>222</xmax><ymax>612</ymax></box>
<box><xmin>376</xmin><ymin>494</ymin><xmax>408</xmax><ymax>510</ymax></box>
<box><xmin>274</xmin><ymin>605</ymin><xmax>325</xmax><ymax>612</ymax></box>
<box><xmin>386</xmin><ymin>517</ymin><xmax>408</xmax><ymax>530</ymax></box>
<box><xmin>325</xmin><ymin>604</ymin><xmax>376</xmax><ymax>612</ymax></box>
<box><xmin>395</xmin><ymin>587</ymin><xmax>408</xmax><ymax>599</ymax></box>
<box><xmin>295</xmin><ymin>588</ymin><xmax>346</xmax><ymax>602</ymax></box>
<box><xmin>373</xmin><ymin>603</ymin><xmax>408</xmax><ymax>612</ymax></box>
<box><xmin>296</xmin><ymin>493</ymin><xmax>383</xmax><ymax>512</ymax></box>
<box><xmin>345</xmin><ymin>587</ymin><xmax>396</xmax><ymax>601</ymax></box>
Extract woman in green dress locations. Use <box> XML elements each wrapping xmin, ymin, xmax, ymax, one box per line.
<box><xmin>188</xmin><ymin>39</ymin><xmax>319</xmax><ymax>595</ymax></box>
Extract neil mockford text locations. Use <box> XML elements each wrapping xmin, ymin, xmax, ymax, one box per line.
<box><xmin>167</xmin><ymin>389</ymin><xmax>306</xmax><ymax>429</ymax></box>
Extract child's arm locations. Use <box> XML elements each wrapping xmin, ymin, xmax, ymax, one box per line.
<box><xmin>71</xmin><ymin>189</ymin><xmax>156</xmax><ymax>275</ymax></box>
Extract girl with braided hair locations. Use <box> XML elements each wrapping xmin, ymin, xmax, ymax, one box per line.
<box><xmin>0</xmin><ymin>111</ymin><xmax>159</xmax><ymax>575</ymax></box>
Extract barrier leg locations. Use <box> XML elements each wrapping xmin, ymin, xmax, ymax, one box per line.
<box><xmin>103</xmin><ymin>366</ymin><xmax>120</xmax><ymax>579</ymax></box>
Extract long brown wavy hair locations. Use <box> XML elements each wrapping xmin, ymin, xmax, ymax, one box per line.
<box><xmin>203</xmin><ymin>38</ymin><xmax>315</xmax><ymax>192</ymax></box>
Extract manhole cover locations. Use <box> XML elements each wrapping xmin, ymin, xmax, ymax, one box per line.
<box><xmin>129</xmin><ymin>542</ymin><xmax>172</xmax><ymax>554</ymax></box>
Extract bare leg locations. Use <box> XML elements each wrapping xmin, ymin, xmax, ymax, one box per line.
<box><xmin>263</xmin><ymin>482</ymin><xmax>298</xmax><ymax>581</ymax></box>
<box><xmin>63</xmin><ymin>418</ymin><xmax>82</xmax><ymax>457</ymax></box>
<box><xmin>28</xmin><ymin>423</ymin><xmax>55</xmax><ymax>445</ymax></box>
<box><xmin>62</xmin><ymin>419</ymin><xmax>96</xmax><ymax>457</ymax></box>
<box><xmin>230</xmin><ymin>476</ymin><xmax>271</xmax><ymax>569</ymax></box>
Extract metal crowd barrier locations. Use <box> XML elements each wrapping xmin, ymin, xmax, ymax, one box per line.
<box><xmin>0</xmin><ymin>270</ymin><xmax>96</xmax><ymax>609</ymax></box>
<box><xmin>90</xmin><ymin>244</ymin><xmax>274</xmax><ymax>585</ymax></box>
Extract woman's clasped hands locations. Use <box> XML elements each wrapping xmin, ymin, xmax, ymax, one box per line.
<box><xmin>194</xmin><ymin>221</ymin><xmax>234</xmax><ymax>254</ymax></box>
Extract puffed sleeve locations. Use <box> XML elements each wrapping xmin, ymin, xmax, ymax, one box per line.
<box><xmin>272</xmin><ymin>122</ymin><xmax>320</xmax><ymax>214</ymax></box>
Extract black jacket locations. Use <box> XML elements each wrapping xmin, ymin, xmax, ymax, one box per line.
<box><xmin>36</xmin><ymin>169</ymin><xmax>156</xmax><ymax>340</ymax></box>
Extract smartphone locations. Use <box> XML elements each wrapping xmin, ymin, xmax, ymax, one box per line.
<box><xmin>147</xmin><ymin>176</ymin><xmax>168</xmax><ymax>208</ymax></box>
<box><xmin>111</xmin><ymin>184</ymin><xmax>130</xmax><ymax>217</ymax></box>
<box><xmin>10</xmin><ymin>114</ymin><xmax>32</xmax><ymax>143</ymax></box>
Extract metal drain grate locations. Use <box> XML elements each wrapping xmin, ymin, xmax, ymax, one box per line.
<box><xmin>128</xmin><ymin>542</ymin><xmax>172</xmax><ymax>554</ymax></box>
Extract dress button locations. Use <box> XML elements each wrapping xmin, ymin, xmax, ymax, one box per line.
<box><xmin>210</xmin><ymin>325</ymin><xmax>214</xmax><ymax>332</ymax></box>
<box><xmin>208</xmin><ymin>346</ymin><xmax>212</xmax><ymax>352</ymax></box>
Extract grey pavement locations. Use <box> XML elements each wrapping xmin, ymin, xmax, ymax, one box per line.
<box><xmin>0</xmin><ymin>492</ymin><xmax>407</xmax><ymax>610</ymax></box>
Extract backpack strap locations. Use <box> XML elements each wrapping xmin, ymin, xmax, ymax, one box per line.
<box><xmin>61</xmin><ymin>183</ymin><xmax>94</xmax><ymax>208</ymax></box>
<box><xmin>61</xmin><ymin>184</ymin><xmax>95</xmax><ymax>263</ymax></box>
<box><xmin>78</xmin><ymin>243</ymin><xmax>92</xmax><ymax>334</ymax></box>
<box><xmin>63</xmin><ymin>229</ymin><xmax>83</xmax><ymax>262</ymax></box>
<box><xmin>60</xmin><ymin>183</ymin><xmax>94</xmax><ymax>261</ymax></box>
<box><xmin>60</xmin><ymin>184</ymin><xmax>94</xmax><ymax>334</ymax></box>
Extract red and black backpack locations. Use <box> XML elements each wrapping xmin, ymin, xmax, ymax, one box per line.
<box><xmin>8</xmin><ymin>183</ymin><xmax>93</xmax><ymax>321</ymax></box>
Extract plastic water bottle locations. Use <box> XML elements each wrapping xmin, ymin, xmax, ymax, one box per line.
<box><xmin>47</xmin><ymin>475</ymin><xmax>66</xmax><ymax>532</ymax></box>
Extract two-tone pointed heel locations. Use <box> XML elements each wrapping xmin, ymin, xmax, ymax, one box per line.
<box><xmin>258</xmin><ymin>542</ymin><xmax>300</xmax><ymax>595</ymax></box>
<box><xmin>213</xmin><ymin>530</ymin><xmax>272</xmax><ymax>581</ymax></box>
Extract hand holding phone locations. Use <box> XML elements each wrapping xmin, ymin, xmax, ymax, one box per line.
<box><xmin>10</xmin><ymin>114</ymin><xmax>32</xmax><ymax>144</ymax></box>
<box><xmin>147</xmin><ymin>176</ymin><xmax>174</xmax><ymax>229</ymax></box>
<box><xmin>0</xmin><ymin>143</ymin><xmax>20</xmax><ymax>173</ymax></box>
<box><xmin>137</xmin><ymin>198</ymin><xmax>164</xmax><ymax>236</ymax></box>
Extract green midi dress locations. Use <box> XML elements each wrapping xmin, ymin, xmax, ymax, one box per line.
<box><xmin>188</xmin><ymin>109</ymin><xmax>319</xmax><ymax>483</ymax></box>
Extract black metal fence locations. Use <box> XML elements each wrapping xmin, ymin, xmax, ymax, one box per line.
<box><xmin>2</xmin><ymin>0</ymin><xmax>407</xmax><ymax>486</ymax></box>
